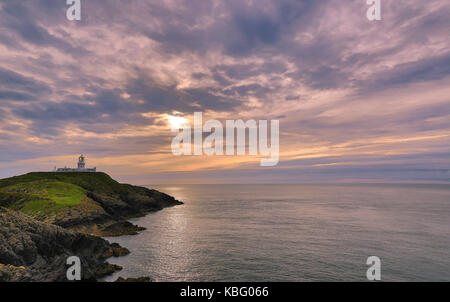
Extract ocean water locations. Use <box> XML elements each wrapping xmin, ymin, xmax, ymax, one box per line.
<box><xmin>103</xmin><ymin>184</ymin><xmax>450</xmax><ymax>282</ymax></box>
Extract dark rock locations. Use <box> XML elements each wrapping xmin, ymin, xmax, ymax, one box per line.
<box><xmin>98</xmin><ymin>221</ymin><xmax>146</xmax><ymax>236</ymax></box>
<box><xmin>115</xmin><ymin>276</ymin><xmax>152</xmax><ymax>282</ymax></box>
<box><xmin>100</xmin><ymin>243</ymin><xmax>130</xmax><ymax>258</ymax></box>
<box><xmin>0</xmin><ymin>207</ymin><xmax>124</xmax><ymax>282</ymax></box>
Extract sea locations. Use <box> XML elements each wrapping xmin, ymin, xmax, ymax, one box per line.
<box><xmin>102</xmin><ymin>184</ymin><xmax>450</xmax><ymax>282</ymax></box>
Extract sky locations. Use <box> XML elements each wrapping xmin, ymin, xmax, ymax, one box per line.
<box><xmin>0</xmin><ymin>0</ymin><xmax>449</xmax><ymax>184</ymax></box>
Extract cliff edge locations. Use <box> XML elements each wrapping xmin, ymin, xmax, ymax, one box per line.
<box><xmin>0</xmin><ymin>207</ymin><xmax>128</xmax><ymax>281</ymax></box>
<box><xmin>0</xmin><ymin>172</ymin><xmax>183</xmax><ymax>281</ymax></box>
<box><xmin>0</xmin><ymin>172</ymin><xmax>183</xmax><ymax>236</ymax></box>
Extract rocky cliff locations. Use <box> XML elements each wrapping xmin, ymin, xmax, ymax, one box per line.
<box><xmin>0</xmin><ymin>207</ymin><xmax>127</xmax><ymax>281</ymax></box>
<box><xmin>0</xmin><ymin>172</ymin><xmax>183</xmax><ymax>236</ymax></box>
<box><xmin>0</xmin><ymin>172</ymin><xmax>183</xmax><ymax>281</ymax></box>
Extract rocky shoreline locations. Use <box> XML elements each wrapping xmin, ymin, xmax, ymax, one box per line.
<box><xmin>0</xmin><ymin>207</ymin><xmax>127</xmax><ymax>281</ymax></box>
<box><xmin>0</xmin><ymin>172</ymin><xmax>183</xmax><ymax>282</ymax></box>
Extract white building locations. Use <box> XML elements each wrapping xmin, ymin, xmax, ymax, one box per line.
<box><xmin>55</xmin><ymin>155</ymin><xmax>97</xmax><ymax>172</ymax></box>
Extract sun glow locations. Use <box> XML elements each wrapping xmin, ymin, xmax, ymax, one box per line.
<box><xmin>167</xmin><ymin>115</ymin><xmax>189</xmax><ymax>129</ymax></box>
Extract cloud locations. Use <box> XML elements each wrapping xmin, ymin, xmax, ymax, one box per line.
<box><xmin>361</xmin><ymin>52</ymin><xmax>450</xmax><ymax>92</ymax></box>
<box><xmin>0</xmin><ymin>0</ymin><xmax>449</xmax><ymax>182</ymax></box>
<box><xmin>0</xmin><ymin>67</ymin><xmax>51</xmax><ymax>96</ymax></box>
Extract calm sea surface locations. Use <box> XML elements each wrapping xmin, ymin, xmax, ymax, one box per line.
<box><xmin>102</xmin><ymin>184</ymin><xmax>450</xmax><ymax>281</ymax></box>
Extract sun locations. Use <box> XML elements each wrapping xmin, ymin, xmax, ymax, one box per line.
<box><xmin>167</xmin><ymin>115</ymin><xmax>189</xmax><ymax>129</ymax></box>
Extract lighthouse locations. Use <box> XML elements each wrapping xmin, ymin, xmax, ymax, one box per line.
<box><xmin>78</xmin><ymin>154</ymin><xmax>86</xmax><ymax>169</ymax></box>
<box><xmin>56</xmin><ymin>154</ymin><xmax>97</xmax><ymax>172</ymax></box>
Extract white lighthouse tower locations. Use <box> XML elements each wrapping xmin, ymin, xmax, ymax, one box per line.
<box><xmin>56</xmin><ymin>154</ymin><xmax>96</xmax><ymax>172</ymax></box>
<box><xmin>78</xmin><ymin>154</ymin><xmax>86</xmax><ymax>169</ymax></box>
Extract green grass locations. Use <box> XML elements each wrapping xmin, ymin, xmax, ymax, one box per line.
<box><xmin>36</xmin><ymin>181</ymin><xmax>85</xmax><ymax>206</ymax></box>
<box><xmin>0</xmin><ymin>180</ymin><xmax>86</xmax><ymax>217</ymax></box>
<box><xmin>0</xmin><ymin>172</ymin><xmax>123</xmax><ymax>195</ymax></box>
<box><xmin>0</xmin><ymin>171</ymin><xmax>172</xmax><ymax>221</ymax></box>
<box><xmin>0</xmin><ymin>173</ymin><xmax>119</xmax><ymax>218</ymax></box>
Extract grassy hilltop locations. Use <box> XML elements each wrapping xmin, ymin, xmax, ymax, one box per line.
<box><xmin>0</xmin><ymin>172</ymin><xmax>182</xmax><ymax>236</ymax></box>
<box><xmin>0</xmin><ymin>179</ymin><xmax>85</xmax><ymax>216</ymax></box>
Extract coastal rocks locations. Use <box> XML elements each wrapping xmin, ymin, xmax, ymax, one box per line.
<box><xmin>98</xmin><ymin>221</ymin><xmax>146</xmax><ymax>237</ymax></box>
<box><xmin>0</xmin><ymin>264</ymin><xmax>32</xmax><ymax>282</ymax></box>
<box><xmin>114</xmin><ymin>276</ymin><xmax>152</xmax><ymax>282</ymax></box>
<box><xmin>0</xmin><ymin>207</ymin><xmax>126</xmax><ymax>282</ymax></box>
<box><xmin>85</xmin><ymin>184</ymin><xmax>183</xmax><ymax>221</ymax></box>
<box><xmin>100</xmin><ymin>243</ymin><xmax>130</xmax><ymax>258</ymax></box>
<box><xmin>49</xmin><ymin>198</ymin><xmax>112</xmax><ymax>229</ymax></box>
